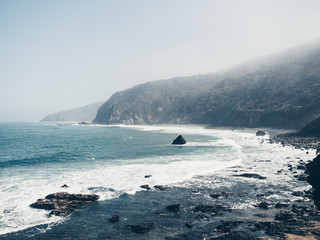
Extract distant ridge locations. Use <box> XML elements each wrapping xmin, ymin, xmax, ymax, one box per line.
<box><xmin>41</xmin><ymin>102</ymin><xmax>103</xmax><ymax>122</ymax></box>
<box><xmin>93</xmin><ymin>40</ymin><xmax>320</xmax><ymax>130</ymax></box>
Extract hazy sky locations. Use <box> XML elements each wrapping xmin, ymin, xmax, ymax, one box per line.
<box><xmin>1</xmin><ymin>0</ymin><xmax>320</xmax><ymax>121</ymax></box>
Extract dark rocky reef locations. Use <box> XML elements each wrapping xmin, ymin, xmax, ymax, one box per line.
<box><xmin>172</xmin><ymin>135</ymin><xmax>186</xmax><ymax>145</ymax></box>
<box><xmin>30</xmin><ymin>192</ymin><xmax>99</xmax><ymax>216</ymax></box>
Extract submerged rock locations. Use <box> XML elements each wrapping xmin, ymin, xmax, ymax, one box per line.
<box><xmin>128</xmin><ymin>223</ymin><xmax>154</xmax><ymax>233</ymax></box>
<box><xmin>154</xmin><ymin>185</ymin><xmax>167</xmax><ymax>191</ymax></box>
<box><xmin>210</xmin><ymin>192</ymin><xmax>231</xmax><ymax>199</ymax></box>
<box><xmin>30</xmin><ymin>192</ymin><xmax>99</xmax><ymax>216</ymax></box>
<box><xmin>234</xmin><ymin>173</ymin><xmax>267</xmax><ymax>180</ymax></box>
<box><xmin>166</xmin><ymin>204</ymin><xmax>180</xmax><ymax>213</ymax></box>
<box><xmin>193</xmin><ymin>204</ymin><xmax>227</xmax><ymax>214</ymax></box>
<box><xmin>109</xmin><ymin>215</ymin><xmax>120</xmax><ymax>223</ymax></box>
<box><xmin>172</xmin><ymin>135</ymin><xmax>186</xmax><ymax>145</ymax></box>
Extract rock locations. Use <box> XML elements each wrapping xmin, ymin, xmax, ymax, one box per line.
<box><xmin>292</xmin><ymin>191</ymin><xmax>304</xmax><ymax>197</ymax></box>
<box><xmin>194</xmin><ymin>204</ymin><xmax>226</xmax><ymax>213</ymax></box>
<box><xmin>154</xmin><ymin>185</ymin><xmax>167</xmax><ymax>191</ymax></box>
<box><xmin>275</xmin><ymin>210</ymin><xmax>298</xmax><ymax>222</ymax></box>
<box><xmin>234</xmin><ymin>173</ymin><xmax>267</xmax><ymax>180</ymax></box>
<box><xmin>30</xmin><ymin>192</ymin><xmax>99</xmax><ymax>216</ymax></box>
<box><xmin>166</xmin><ymin>204</ymin><xmax>180</xmax><ymax>213</ymax></box>
<box><xmin>140</xmin><ymin>184</ymin><xmax>151</xmax><ymax>190</ymax></box>
<box><xmin>209</xmin><ymin>192</ymin><xmax>231</xmax><ymax>199</ymax></box>
<box><xmin>256</xmin><ymin>130</ymin><xmax>266</xmax><ymax>136</ymax></box>
<box><xmin>185</xmin><ymin>222</ymin><xmax>193</xmax><ymax>229</ymax></box>
<box><xmin>109</xmin><ymin>215</ymin><xmax>120</xmax><ymax>223</ymax></box>
<box><xmin>297</xmin><ymin>165</ymin><xmax>306</xmax><ymax>170</ymax></box>
<box><xmin>275</xmin><ymin>202</ymin><xmax>290</xmax><ymax>208</ymax></box>
<box><xmin>172</xmin><ymin>135</ymin><xmax>186</xmax><ymax>145</ymax></box>
<box><xmin>30</xmin><ymin>198</ymin><xmax>55</xmax><ymax>210</ymax></box>
<box><xmin>297</xmin><ymin>175</ymin><xmax>308</xmax><ymax>181</ymax></box>
<box><xmin>255</xmin><ymin>202</ymin><xmax>269</xmax><ymax>209</ymax></box>
<box><xmin>144</xmin><ymin>175</ymin><xmax>152</xmax><ymax>178</ymax></box>
<box><xmin>128</xmin><ymin>223</ymin><xmax>154</xmax><ymax>233</ymax></box>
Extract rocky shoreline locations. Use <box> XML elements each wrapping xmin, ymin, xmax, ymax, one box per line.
<box><xmin>272</xmin><ymin>132</ymin><xmax>320</xmax><ymax>153</ymax></box>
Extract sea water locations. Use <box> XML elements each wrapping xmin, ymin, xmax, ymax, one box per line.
<box><xmin>0</xmin><ymin>122</ymin><xmax>316</xmax><ymax>239</ymax></box>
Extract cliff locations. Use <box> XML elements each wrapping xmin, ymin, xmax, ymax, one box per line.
<box><xmin>41</xmin><ymin>102</ymin><xmax>103</xmax><ymax>122</ymax></box>
<box><xmin>93</xmin><ymin>40</ymin><xmax>320</xmax><ymax>129</ymax></box>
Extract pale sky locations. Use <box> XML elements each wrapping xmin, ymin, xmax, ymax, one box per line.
<box><xmin>1</xmin><ymin>0</ymin><xmax>320</xmax><ymax>121</ymax></box>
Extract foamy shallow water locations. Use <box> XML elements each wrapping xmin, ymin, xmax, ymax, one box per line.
<box><xmin>0</xmin><ymin>123</ymin><xmax>316</xmax><ymax>236</ymax></box>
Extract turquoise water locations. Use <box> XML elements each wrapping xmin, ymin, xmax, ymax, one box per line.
<box><xmin>0</xmin><ymin>122</ymin><xmax>315</xmax><ymax>239</ymax></box>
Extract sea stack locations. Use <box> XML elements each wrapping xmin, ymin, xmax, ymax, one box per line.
<box><xmin>172</xmin><ymin>135</ymin><xmax>186</xmax><ymax>145</ymax></box>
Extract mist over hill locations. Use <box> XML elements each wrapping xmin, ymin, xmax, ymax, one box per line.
<box><xmin>41</xmin><ymin>102</ymin><xmax>103</xmax><ymax>122</ymax></box>
<box><xmin>93</xmin><ymin>40</ymin><xmax>320</xmax><ymax>129</ymax></box>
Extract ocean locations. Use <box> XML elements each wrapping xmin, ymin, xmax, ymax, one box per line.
<box><xmin>0</xmin><ymin>122</ymin><xmax>316</xmax><ymax>239</ymax></box>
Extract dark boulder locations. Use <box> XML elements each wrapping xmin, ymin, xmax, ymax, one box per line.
<box><xmin>140</xmin><ymin>184</ymin><xmax>151</xmax><ymax>190</ymax></box>
<box><xmin>275</xmin><ymin>202</ymin><xmax>290</xmax><ymax>208</ymax></box>
<box><xmin>255</xmin><ymin>202</ymin><xmax>269</xmax><ymax>209</ymax></box>
<box><xmin>256</xmin><ymin>130</ymin><xmax>266</xmax><ymax>136</ymax></box>
<box><xmin>109</xmin><ymin>215</ymin><xmax>120</xmax><ymax>223</ymax></box>
<box><xmin>172</xmin><ymin>135</ymin><xmax>186</xmax><ymax>145</ymax></box>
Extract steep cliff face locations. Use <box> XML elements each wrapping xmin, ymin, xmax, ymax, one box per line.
<box><xmin>42</xmin><ymin>102</ymin><xmax>103</xmax><ymax>122</ymax></box>
<box><xmin>93</xmin><ymin>41</ymin><xmax>320</xmax><ymax>129</ymax></box>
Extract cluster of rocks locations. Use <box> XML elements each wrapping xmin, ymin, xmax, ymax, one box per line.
<box><xmin>272</xmin><ymin>133</ymin><xmax>320</xmax><ymax>152</ymax></box>
<box><xmin>30</xmin><ymin>192</ymin><xmax>99</xmax><ymax>216</ymax></box>
<box><xmin>212</xmin><ymin>203</ymin><xmax>320</xmax><ymax>239</ymax></box>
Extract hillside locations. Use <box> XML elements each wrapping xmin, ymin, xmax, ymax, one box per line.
<box><xmin>41</xmin><ymin>102</ymin><xmax>103</xmax><ymax>122</ymax></box>
<box><xmin>93</xmin><ymin>41</ymin><xmax>320</xmax><ymax>130</ymax></box>
<box><xmin>299</xmin><ymin>117</ymin><xmax>320</xmax><ymax>137</ymax></box>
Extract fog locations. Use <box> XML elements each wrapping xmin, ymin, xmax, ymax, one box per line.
<box><xmin>1</xmin><ymin>0</ymin><xmax>320</xmax><ymax>121</ymax></box>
